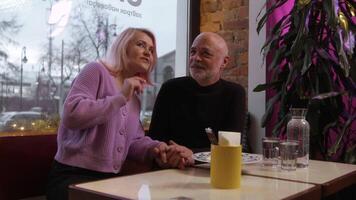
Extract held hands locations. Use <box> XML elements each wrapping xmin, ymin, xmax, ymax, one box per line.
<box><xmin>167</xmin><ymin>140</ymin><xmax>195</xmax><ymax>169</ymax></box>
<box><xmin>152</xmin><ymin>141</ymin><xmax>194</xmax><ymax>169</ymax></box>
<box><xmin>152</xmin><ymin>142</ymin><xmax>169</xmax><ymax>167</ymax></box>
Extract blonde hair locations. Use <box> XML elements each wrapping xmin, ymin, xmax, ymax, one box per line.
<box><xmin>101</xmin><ymin>27</ymin><xmax>157</xmax><ymax>83</ymax></box>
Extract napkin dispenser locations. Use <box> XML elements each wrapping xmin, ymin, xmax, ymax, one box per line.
<box><xmin>210</xmin><ymin>131</ymin><xmax>242</xmax><ymax>189</ymax></box>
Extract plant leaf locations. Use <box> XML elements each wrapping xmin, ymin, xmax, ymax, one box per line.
<box><xmin>344</xmin><ymin>144</ymin><xmax>356</xmax><ymax>164</ymax></box>
<box><xmin>301</xmin><ymin>43</ymin><xmax>312</xmax><ymax>75</ymax></box>
<box><xmin>262</xmin><ymin>91</ymin><xmax>282</xmax><ymax>127</ymax></box>
<box><xmin>257</xmin><ymin>0</ymin><xmax>289</xmax><ymax>34</ymax></box>
<box><xmin>312</xmin><ymin>91</ymin><xmax>344</xmax><ymax>100</ymax></box>
<box><xmin>271</xmin><ymin>114</ymin><xmax>289</xmax><ymax>136</ymax></box>
<box><xmin>328</xmin><ymin>114</ymin><xmax>355</xmax><ymax>155</ymax></box>
<box><xmin>253</xmin><ymin>81</ymin><xmax>283</xmax><ymax>92</ymax></box>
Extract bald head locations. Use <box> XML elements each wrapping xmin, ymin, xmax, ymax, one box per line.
<box><xmin>193</xmin><ymin>32</ymin><xmax>229</xmax><ymax>57</ymax></box>
<box><xmin>189</xmin><ymin>32</ymin><xmax>230</xmax><ymax>86</ymax></box>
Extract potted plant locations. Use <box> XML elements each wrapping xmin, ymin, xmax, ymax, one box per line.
<box><xmin>254</xmin><ymin>0</ymin><xmax>355</xmax><ymax>163</ymax></box>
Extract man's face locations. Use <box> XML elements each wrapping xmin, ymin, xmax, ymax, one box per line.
<box><xmin>189</xmin><ymin>34</ymin><xmax>228</xmax><ymax>86</ymax></box>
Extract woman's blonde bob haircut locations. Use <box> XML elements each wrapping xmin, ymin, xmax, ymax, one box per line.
<box><xmin>101</xmin><ymin>27</ymin><xmax>157</xmax><ymax>83</ymax></box>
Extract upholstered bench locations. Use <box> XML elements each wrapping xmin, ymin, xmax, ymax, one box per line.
<box><xmin>0</xmin><ymin>134</ymin><xmax>57</xmax><ymax>200</ymax></box>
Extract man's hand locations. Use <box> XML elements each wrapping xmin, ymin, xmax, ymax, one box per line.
<box><xmin>152</xmin><ymin>141</ymin><xmax>195</xmax><ymax>169</ymax></box>
<box><xmin>167</xmin><ymin>140</ymin><xmax>194</xmax><ymax>169</ymax></box>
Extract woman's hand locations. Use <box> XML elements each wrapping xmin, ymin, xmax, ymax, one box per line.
<box><xmin>152</xmin><ymin>142</ymin><xmax>169</xmax><ymax>168</ymax></box>
<box><xmin>121</xmin><ymin>76</ymin><xmax>147</xmax><ymax>100</ymax></box>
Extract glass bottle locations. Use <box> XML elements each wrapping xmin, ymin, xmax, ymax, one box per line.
<box><xmin>286</xmin><ymin>108</ymin><xmax>309</xmax><ymax>168</ymax></box>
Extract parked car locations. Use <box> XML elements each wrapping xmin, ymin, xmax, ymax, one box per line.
<box><xmin>0</xmin><ymin>111</ymin><xmax>47</xmax><ymax>132</ymax></box>
<box><xmin>29</xmin><ymin>107</ymin><xmax>43</xmax><ymax>112</ymax></box>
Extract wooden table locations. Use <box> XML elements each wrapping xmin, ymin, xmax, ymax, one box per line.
<box><xmin>242</xmin><ymin>159</ymin><xmax>356</xmax><ymax>197</ymax></box>
<box><xmin>69</xmin><ymin>168</ymin><xmax>320</xmax><ymax>200</ymax></box>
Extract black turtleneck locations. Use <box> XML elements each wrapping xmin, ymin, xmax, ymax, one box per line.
<box><xmin>148</xmin><ymin>77</ymin><xmax>246</xmax><ymax>149</ymax></box>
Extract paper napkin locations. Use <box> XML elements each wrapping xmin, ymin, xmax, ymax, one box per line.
<box><xmin>218</xmin><ymin>131</ymin><xmax>241</xmax><ymax>146</ymax></box>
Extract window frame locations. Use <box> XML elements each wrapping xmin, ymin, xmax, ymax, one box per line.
<box><xmin>175</xmin><ymin>0</ymin><xmax>200</xmax><ymax>77</ymax></box>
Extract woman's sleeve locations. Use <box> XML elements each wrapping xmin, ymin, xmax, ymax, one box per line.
<box><xmin>62</xmin><ymin>63</ymin><xmax>127</xmax><ymax>129</ymax></box>
<box><xmin>127</xmin><ymin>119</ymin><xmax>161</xmax><ymax>163</ymax></box>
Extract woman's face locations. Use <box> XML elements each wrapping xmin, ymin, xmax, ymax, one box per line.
<box><xmin>125</xmin><ymin>31</ymin><xmax>155</xmax><ymax>77</ymax></box>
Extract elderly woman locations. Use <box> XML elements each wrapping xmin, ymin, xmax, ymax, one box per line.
<box><xmin>46</xmin><ymin>28</ymin><xmax>193</xmax><ymax>200</ymax></box>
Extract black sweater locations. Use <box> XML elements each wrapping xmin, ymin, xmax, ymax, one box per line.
<box><xmin>148</xmin><ymin>77</ymin><xmax>246</xmax><ymax>149</ymax></box>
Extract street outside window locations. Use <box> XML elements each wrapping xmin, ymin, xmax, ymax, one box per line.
<box><xmin>0</xmin><ymin>0</ymin><xmax>186</xmax><ymax>136</ymax></box>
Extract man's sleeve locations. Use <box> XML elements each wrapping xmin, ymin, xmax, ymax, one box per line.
<box><xmin>147</xmin><ymin>83</ymin><xmax>170</xmax><ymax>142</ymax></box>
<box><xmin>226</xmin><ymin>84</ymin><xmax>246</xmax><ymax>132</ymax></box>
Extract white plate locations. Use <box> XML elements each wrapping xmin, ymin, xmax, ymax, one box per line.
<box><xmin>193</xmin><ymin>151</ymin><xmax>262</xmax><ymax>164</ymax></box>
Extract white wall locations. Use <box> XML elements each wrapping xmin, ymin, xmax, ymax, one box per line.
<box><xmin>248</xmin><ymin>0</ymin><xmax>266</xmax><ymax>153</ymax></box>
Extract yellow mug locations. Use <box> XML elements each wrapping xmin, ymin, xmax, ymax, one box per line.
<box><xmin>210</xmin><ymin>144</ymin><xmax>242</xmax><ymax>189</ymax></box>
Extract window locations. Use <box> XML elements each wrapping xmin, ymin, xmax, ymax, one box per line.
<box><xmin>0</xmin><ymin>0</ymin><xmax>194</xmax><ymax>136</ymax></box>
<box><xmin>163</xmin><ymin>66</ymin><xmax>174</xmax><ymax>82</ymax></box>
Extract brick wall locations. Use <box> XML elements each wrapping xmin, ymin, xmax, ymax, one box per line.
<box><xmin>200</xmin><ymin>0</ymin><xmax>249</xmax><ymax>89</ymax></box>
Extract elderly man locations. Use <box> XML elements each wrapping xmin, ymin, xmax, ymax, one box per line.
<box><xmin>148</xmin><ymin>32</ymin><xmax>246</xmax><ymax>150</ymax></box>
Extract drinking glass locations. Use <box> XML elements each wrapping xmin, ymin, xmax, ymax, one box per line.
<box><xmin>280</xmin><ymin>140</ymin><xmax>299</xmax><ymax>171</ymax></box>
<box><xmin>262</xmin><ymin>137</ymin><xmax>279</xmax><ymax>167</ymax></box>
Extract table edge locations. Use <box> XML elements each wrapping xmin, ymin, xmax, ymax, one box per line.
<box><xmin>321</xmin><ymin>170</ymin><xmax>356</xmax><ymax>197</ymax></box>
<box><xmin>69</xmin><ymin>184</ymin><xmax>132</xmax><ymax>200</ymax></box>
<box><xmin>283</xmin><ymin>184</ymin><xmax>321</xmax><ymax>200</ymax></box>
